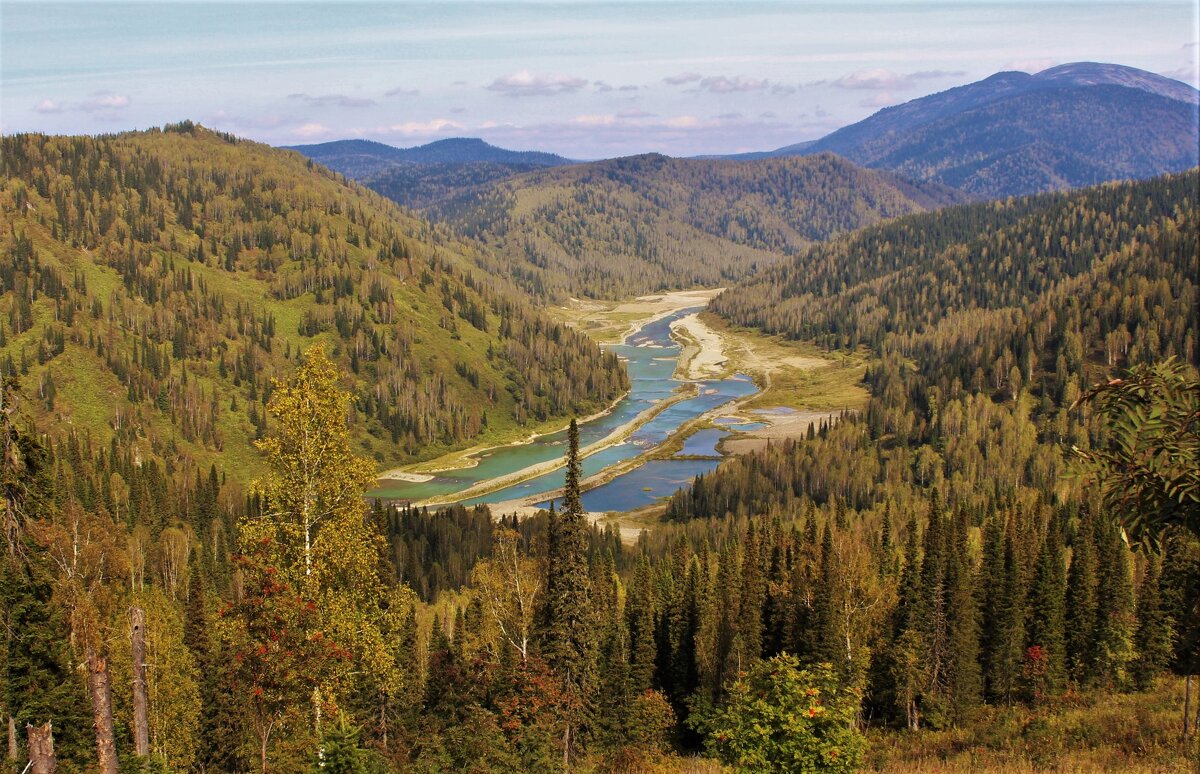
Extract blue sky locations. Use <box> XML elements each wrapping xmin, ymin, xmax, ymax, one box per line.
<box><xmin>2</xmin><ymin>1</ymin><xmax>1197</xmax><ymax>157</ymax></box>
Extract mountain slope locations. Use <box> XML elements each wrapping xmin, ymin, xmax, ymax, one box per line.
<box><xmin>0</xmin><ymin>124</ymin><xmax>626</xmax><ymax>478</ymax></box>
<box><xmin>428</xmin><ymin>152</ymin><xmax>964</xmax><ymax>299</ymax></box>
<box><xmin>777</xmin><ymin>62</ymin><xmax>1200</xmax><ymax>198</ymax></box>
<box><xmin>285</xmin><ymin>137</ymin><xmax>574</xmax><ymax>179</ymax></box>
<box><xmin>713</xmin><ymin>169</ymin><xmax>1198</xmax><ymax>360</ymax></box>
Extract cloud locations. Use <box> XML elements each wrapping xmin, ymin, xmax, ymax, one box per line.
<box><xmin>449</xmin><ymin>107</ymin><xmax>468</xmax><ymax>114</ymax></box>
<box><xmin>832</xmin><ymin>68</ymin><xmax>964</xmax><ymax>91</ymax></box>
<box><xmin>699</xmin><ymin>75</ymin><xmax>768</xmax><ymax>93</ymax></box>
<box><xmin>211</xmin><ymin>110</ymin><xmax>289</xmax><ymax>131</ymax></box>
<box><xmin>387</xmin><ymin>118</ymin><xmax>464</xmax><ymax>135</ymax></box>
<box><xmin>593</xmin><ymin>80</ymin><xmax>614</xmax><ymax>93</ymax></box>
<box><xmin>486</xmin><ymin>70</ymin><xmax>587</xmax><ymax>97</ymax></box>
<box><xmin>618</xmin><ymin>85</ymin><xmax>639</xmax><ymax>92</ymax></box>
<box><xmin>1003</xmin><ymin>58</ymin><xmax>1058</xmax><ymax>74</ymax></box>
<box><xmin>292</xmin><ymin>123</ymin><xmax>331</xmax><ymax>138</ymax></box>
<box><xmin>771</xmin><ymin>83</ymin><xmax>798</xmax><ymax>96</ymax></box>
<box><xmin>909</xmin><ymin>69</ymin><xmax>966</xmax><ymax>80</ymax></box>
<box><xmin>385</xmin><ymin>86</ymin><xmax>420</xmax><ymax>98</ymax></box>
<box><xmin>832</xmin><ymin>69</ymin><xmax>912</xmax><ymax>90</ymax></box>
<box><xmin>34</xmin><ymin>91</ymin><xmax>131</xmax><ymax>118</ymax></box>
<box><xmin>571</xmin><ymin>114</ymin><xmax>617</xmax><ymax>126</ymax></box>
<box><xmin>616</xmin><ymin>107</ymin><xmax>655</xmax><ymax>118</ymax></box>
<box><xmin>717</xmin><ymin>112</ymin><xmax>744</xmax><ymax>120</ymax></box>
<box><xmin>1159</xmin><ymin>64</ymin><xmax>1200</xmax><ymax>85</ymax></box>
<box><xmin>288</xmin><ymin>93</ymin><xmax>375</xmax><ymax>108</ymax></box>
<box><xmin>80</xmin><ymin>92</ymin><xmax>130</xmax><ymax>111</ymax></box>
<box><xmin>858</xmin><ymin>92</ymin><xmax>898</xmax><ymax>109</ymax></box>
<box><xmin>663</xmin><ymin>72</ymin><xmax>702</xmax><ymax>85</ymax></box>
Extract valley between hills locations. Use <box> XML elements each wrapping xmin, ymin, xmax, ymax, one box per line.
<box><xmin>1</xmin><ymin>51</ymin><xmax>1197</xmax><ymax>774</ymax></box>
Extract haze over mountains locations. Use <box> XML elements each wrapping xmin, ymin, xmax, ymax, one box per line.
<box><xmin>770</xmin><ymin>62</ymin><xmax>1200</xmax><ymax>198</ymax></box>
<box><xmin>290</xmin><ymin>62</ymin><xmax>1199</xmax><ymax>214</ymax></box>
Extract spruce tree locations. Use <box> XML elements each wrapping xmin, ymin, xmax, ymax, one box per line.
<box><xmin>739</xmin><ymin>521</ymin><xmax>766</xmax><ymax>664</ymax></box>
<box><xmin>1093</xmin><ymin>516</ymin><xmax>1137</xmax><ymax>690</ymax></box>
<box><xmin>1026</xmin><ymin>514</ymin><xmax>1067</xmax><ymax>695</ymax></box>
<box><xmin>1133</xmin><ymin>551</ymin><xmax>1174</xmax><ymax>689</ymax></box>
<box><xmin>1065</xmin><ymin>507</ymin><xmax>1099</xmax><ymax>685</ymax></box>
<box><xmin>811</xmin><ymin>522</ymin><xmax>839</xmax><ymax>666</ymax></box>
<box><xmin>990</xmin><ymin>512</ymin><xmax>1027</xmax><ymax>703</ymax></box>
<box><xmin>543</xmin><ymin>419</ymin><xmax>595</xmax><ymax>762</ymax></box>
<box><xmin>945</xmin><ymin>507</ymin><xmax>982</xmax><ymax>723</ymax></box>
<box><xmin>627</xmin><ymin>557</ymin><xmax>657</xmax><ymax>695</ymax></box>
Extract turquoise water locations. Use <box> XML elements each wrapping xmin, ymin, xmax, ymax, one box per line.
<box><xmin>675</xmin><ymin>427</ymin><xmax>728</xmax><ymax>457</ymax></box>
<box><xmin>372</xmin><ymin>308</ymin><xmax>757</xmax><ymax>510</ymax></box>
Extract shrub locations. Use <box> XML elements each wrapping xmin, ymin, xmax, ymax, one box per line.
<box><xmin>705</xmin><ymin>655</ymin><xmax>865</xmax><ymax>773</ymax></box>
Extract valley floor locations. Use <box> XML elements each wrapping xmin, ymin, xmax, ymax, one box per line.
<box><xmin>379</xmin><ymin>288</ymin><xmax>870</xmax><ymax>534</ymax></box>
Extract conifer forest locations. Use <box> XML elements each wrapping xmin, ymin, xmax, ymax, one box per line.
<box><xmin>1</xmin><ymin>5</ymin><xmax>1198</xmax><ymax>772</ymax></box>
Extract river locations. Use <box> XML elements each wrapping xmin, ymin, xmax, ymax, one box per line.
<box><xmin>369</xmin><ymin>308</ymin><xmax>759</xmax><ymax>512</ymax></box>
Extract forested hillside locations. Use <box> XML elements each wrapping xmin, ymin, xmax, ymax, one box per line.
<box><xmin>285</xmin><ymin>137</ymin><xmax>573</xmax><ymax>179</ymax></box>
<box><xmin>417</xmin><ymin>152</ymin><xmax>962</xmax><ymax>299</ymax></box>
<box><xmin>645</xmin><ymin>170</ymin><xmax>1198</xmax><ymax>751</ymax></box>
<box><xmin>0</xmin><ymin>124</ymin><xmax>626</xmax><ymax>477</ymax></box>
<box><xmin>777</xmin><ymin>63</ymin><xmax>1200</xmax><ymax>199</ymax></box>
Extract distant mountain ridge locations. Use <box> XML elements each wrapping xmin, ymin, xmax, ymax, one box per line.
<box><xmin>428</xmin><ymin>152</ymin><xmax>965</xmax><ymax>299</ymax></box>
<box><xmin>761</xmin><ymin>62</ymin><xmax>1200</xmax><ymax>198</ymax></box>
<box><xmin>285</xmin><ymin>137</ymin><xmax>574</xmax><ymax>179</ymax></box>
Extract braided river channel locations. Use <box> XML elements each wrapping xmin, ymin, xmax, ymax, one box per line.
<box><xmin>369</xmin><ymin>308</ymin><xmax>760</xmax><ymax>513</ymax></box>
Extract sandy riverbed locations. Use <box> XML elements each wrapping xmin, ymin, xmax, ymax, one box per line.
<box><xmin>719</xmin><ymin>409</ymin><xmax>844</xmax><ymax>455</ymax></box>
<box><xmin>670</xmin><ymin>313</ymin><xmax>728</xmax><ymax>379</ymax></box>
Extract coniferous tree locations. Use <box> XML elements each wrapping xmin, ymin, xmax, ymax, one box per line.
<box><xmin>543</xmin><ymin>419</ymin><xmax>594</xmax><ymax>764</ymax></box>
<box><xmin>1133</xmin><ymin>551</ymin><xmax>1174</xmax><ymax>689</ymax></box>
<box><xmin>990</xmin><ymin>513</ymin><xmax>1027</xmax><ymax>703</ymax></box>
<box><xmin>811</xmin><ymin>522</ymin><xmax>838</xmax><ymax>666</ymax></box>
<box><xmin>945</xmin><ymin>507</ymin><xmax>982</xmax><ymax>723</ymax></box>
<box><xmin>1093</xmin><ymin>516</ymin><xmax>1137</xmax><ymax>690</ymax></box>
<box><xmin>739</xmin><ymin>522</ymin><xmax>766</xmax><ymax>664</ymax></box>
<box><xmin>627</xmin><ymin>557</ymin><xmax>657</xmax><ymax>696</ymax></box>
<box><xmin>1065</xmin><ymin>507</ymin><xmax>1100</xmax><ymax>685</ymax></box>
<box><xmin>1025</xmin><ymin>514</ymin><xmax>1067</xmax><ymax>696</ymax></box>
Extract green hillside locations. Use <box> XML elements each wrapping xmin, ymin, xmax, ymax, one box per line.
<box><xmin>0</xmin><ymin>124</ymin><xmax>627</xmax><ymax>479</ymax></box>
<box><xmin>421</xmin><ymin>152</ymin><xmax>964</xmax><ymax>299</ymax></box>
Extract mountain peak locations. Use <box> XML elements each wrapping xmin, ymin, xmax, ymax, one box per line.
<box><xmin>1033</xmin><ymin>61</ymin><xmax>1200</xmax><ymax>104</ymax></box>
<box><xmin>777</xmin><ymin>61</ymin><xmax>1199</xmax><ymax>199</ymax></box>
<box><xmin>286</xmin><ymin>136</ymin><xmax>574</xmax><ymax>177</ymax></box>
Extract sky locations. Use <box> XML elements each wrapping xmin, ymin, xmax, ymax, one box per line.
<box><xmin>2</xmin><ymin>1</ymin><xmax>1198</xmax><ymax>158</ymax></box>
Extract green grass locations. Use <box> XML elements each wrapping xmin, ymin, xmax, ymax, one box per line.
<box><xmin>867</xmin><ymin>678</ymin><xmax>1197</xmax><ymax>772</ymax></box>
